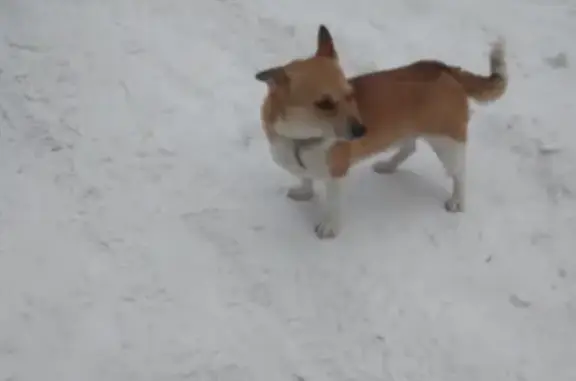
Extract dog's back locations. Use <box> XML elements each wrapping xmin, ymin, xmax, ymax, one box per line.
<box><xmin>347</xmin><ymin>40</ymin><xmax>508</xmax><ymax>162</ymax></box>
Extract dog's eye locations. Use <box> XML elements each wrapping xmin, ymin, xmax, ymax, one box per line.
<box><xmin>314</xmin><ymin>97</ymin><xmax>337</xmax><ymax>111</ymax></box>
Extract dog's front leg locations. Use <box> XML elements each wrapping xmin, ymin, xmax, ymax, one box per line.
<box><xmin>287</xmin><ymin>178</ymin><xmax>314</xmax><ymax>201</ymax></box>
<box><xmin>315</xmin><ymin>178</ymin><xmax>341</xmax><ymax>239</ymax></box>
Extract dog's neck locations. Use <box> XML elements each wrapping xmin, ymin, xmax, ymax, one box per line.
<box><xmin>289</xmin><ymin>136</ymin><xmax>325</xmax><ymax>169</ymax></box>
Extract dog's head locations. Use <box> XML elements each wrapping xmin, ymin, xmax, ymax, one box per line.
<box><xmin>255</xmin><ymin>25</ymin><xmax>366</xmax><ymax>141</ymax></box>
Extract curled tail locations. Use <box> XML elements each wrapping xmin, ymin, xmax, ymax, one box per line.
<box><xmin>448</xmin><ymin>38</ymin><xmax>508</xmax><ymax>103</ymax></box>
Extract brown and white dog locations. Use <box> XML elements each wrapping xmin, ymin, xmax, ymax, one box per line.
<box><xmin>255</xmin><ymin>25</ymin><xmax>507</xmax><ymax>239</ymax></box>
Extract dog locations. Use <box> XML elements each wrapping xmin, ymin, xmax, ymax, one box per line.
<box><xmin>255</xmin><ymin>25</ymin><xmax>507</xmax><ymax>239</ymax></box>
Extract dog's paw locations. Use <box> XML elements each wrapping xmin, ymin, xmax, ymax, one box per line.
<box><xmin>372</xmin><ymin>160</ymin><xmax>398</xmax><ymax>174</ymax></box>
<box><xmin>444</xmin><ymin>197</ymin><xmax>464</xmax><ymax>213</ymax></box>
<box><xmin>314</xmin><ymin>218</ymin><xmax>339</xmax><ymax>239</ymax></box>
<box><xmin>287</xmin><ymin>186</ymin><xmax>314</xmax><ymax>201</ymax></box>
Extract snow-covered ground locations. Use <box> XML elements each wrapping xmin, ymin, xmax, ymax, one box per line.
<box><xmin>1</xmin><ymin>0</ymin><xmax>576</xmax><ymax>380</ymax></box>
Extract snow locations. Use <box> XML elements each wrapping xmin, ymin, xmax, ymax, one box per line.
<box><xmin>1</xmin><ymin>0</ymin><xmax>576</xmax><ymax>379</ymax></box>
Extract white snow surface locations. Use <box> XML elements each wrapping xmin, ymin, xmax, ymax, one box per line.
<box><xmin>1</xmin><ymin>0</ymin><xmax>576</xmax><ymax>380</ymax></box>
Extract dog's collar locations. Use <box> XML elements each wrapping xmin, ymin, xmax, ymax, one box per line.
<box><xmin>291</xmin><ymin>137</ymin><xmax>324</xmax><ymax>169</ymax></box>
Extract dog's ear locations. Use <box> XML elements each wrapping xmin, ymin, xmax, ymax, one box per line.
<box><xmin>254</xmin><ymin>66</ymin><xmax>289</xmax><ymax>86</ymax></box>
<box><xmin>315</xmin><ymin>24</ymin><xmax>338</xmax><ymax>59</ymax></box>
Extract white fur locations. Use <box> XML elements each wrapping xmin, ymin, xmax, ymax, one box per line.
<box><xmin>272</xmin><ymin>108</ymin><xmax>330</xmax><ymax>139</ymax></box>
<box><xmin>372</xmin><ymin>135</ymin><xmax>466</xmax><ymax>212</ymax></box>
<box><xmin>314</xmin><ymin>179</ymin><xmax>341</xmax><ymax>238</ymax></box>
<box><xmin>287</xmin><ymin>178</ymin><xmax>314</xmax><ymax>201</ymax></box>
<box><xmin>271</xmin><ymin>114</ymin><xmax>467</xmax><ymax>238</ymax></box>
<box><xmin>424</xmin><ymin>136</ymin><xmax>466</xmax><ymax>212</ymax></box>
<box><xmin>270</xmin><ymin>136</ymin><xmax>342</xmax><ymax>239</ymax></box>
<box><xmin>269</xmin><ymin>136</ymin><xmax>335</xmax><ymax>179</ymax></box>
<box><xmin>269</xmin><ymin>115</ymin><xmax>345</xmax><ymax>238</ymax></box>
<box><xmin>274</xmin><ymin>119</ymin><xmax>324</xmax><ymax>139</ymax></box>
<box><xmin>272</xmin><ymin>132</ymin><xmax>467</xmax><ymax>238</ymax></box>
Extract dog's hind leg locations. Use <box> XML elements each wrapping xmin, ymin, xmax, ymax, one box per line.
<box><xmin>372</xmin><ymin>139</ymin><xmax>417</xmax><ymax>174</ymax></box>
<box><xmin>424</xmin><ymin>135</ymin><xmax>466</xmax><ymax>212</ymax></box>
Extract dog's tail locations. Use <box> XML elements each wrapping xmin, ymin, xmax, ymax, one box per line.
<box><xmin>447</xmin><ymin>38</ymin><xmax>507</xmax><ymax>103</ymax></box>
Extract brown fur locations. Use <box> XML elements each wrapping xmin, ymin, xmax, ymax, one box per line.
<box><xmin>256</xmin><ymin>25</ymin><xmax>507</xmax><ymax>178</ymax></box>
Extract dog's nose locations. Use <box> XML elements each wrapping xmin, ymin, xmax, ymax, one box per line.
<box><xmin>349</xmin><ymin>119</ymin><xmax>366</xmax><ymax>139</ymax></box>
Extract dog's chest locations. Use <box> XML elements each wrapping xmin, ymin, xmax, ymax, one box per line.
<box><xmin>270</xmin><ymin>138</ymin><xmax>332</xmax><ymax>179</ymax></box>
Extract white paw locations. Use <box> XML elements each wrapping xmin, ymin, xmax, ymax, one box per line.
<box><xmin>314</xmin><ymin>218</ymin><xmax>339</xmax><ymax>239</ymax></box>
<box><xmin>372</xmin><ymin>160</ymin><xmax>398</xmax><ymax>174</ymax></box>
<box><xmin>287</xmin><ymin>186</ymin><xmax>314</xmax><ymax>201</ymax></box>
<box><xmin>444</xmin><ymin>197</ymin><xmax>464</xmax><ymax>213</ymax></box>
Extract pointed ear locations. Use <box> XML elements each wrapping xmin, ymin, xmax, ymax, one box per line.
<box><xmin>315</xmin><ymin>24</ymin><xmax>338</xmax><ymax>59</ymax></box>
<box><xmin>254</xmin><ymin>66</ymin><xmax>289</xmax><ymax>86</ymax></box>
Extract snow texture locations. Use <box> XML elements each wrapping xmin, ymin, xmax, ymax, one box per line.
<box><xmin>1</xmin><ymin>0</ymin><xmax>576</xmax><ymax>380</ymax></box>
